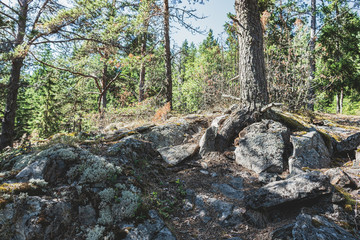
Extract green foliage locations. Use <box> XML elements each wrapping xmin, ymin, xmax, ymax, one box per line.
<box><xmin>315</xmin><ymin>0</ymin><xmax>360</xmax><ymax>112</ymax></box>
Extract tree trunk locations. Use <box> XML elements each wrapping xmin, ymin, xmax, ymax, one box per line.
<box><xmin>215</xmin><ymin>0</ymin><xmax>268</xmax><ymax>150</ymax></box>
<box><xmin>0</xmin><ymin>0</ymin><xmax>28</xmax><ymax>151</ymax></box>
<box><xmin>101</xmin><ymin>63</ymin><xmax>108</xmax><ymax>112</ymax></box>
<box><xmin>236</xmin><ymin>0</ymin><xmax>268</xmax><ymax>110</ymax></box>
<box><xmin>139</xmin><ymin>25</ymin><xmax>148</xmax><ymax>102</ymax></box>
<box><xmin>307</xmin><ymin>0</ymin><xmax>316</xmax><ymax>111</ymax></box>
<box><xmin>163</xmin><ymin>0</ymin><xmax>172</xmax><ymax>109</ymax></box>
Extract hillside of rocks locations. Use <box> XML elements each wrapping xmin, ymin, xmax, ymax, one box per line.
<box><xmin>0</xmin><ymin>106</ymin><xmax>360</xmax><ymax>240</ymax></box>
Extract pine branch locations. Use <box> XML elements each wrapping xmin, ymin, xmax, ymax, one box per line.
<box><xmin>31</xmin><ymin>0</ymin><xmax>51</xmax><ymax>33</ymax></box>
<box><xmin>0</xmin><ymin>11</ymin><xmax>17</xmax><ymax>22</ymax></box>
<box><xmin>0</xmin><ymin>2</ymin><xmax>19</xmax><ymax>14</ymax></box>
<box><xmin>29</xmin><ymin>51</ymin><xmax>98</xmax><ymax>80</ymax></box>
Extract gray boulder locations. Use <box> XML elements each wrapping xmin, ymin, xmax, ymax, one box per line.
<box><xmin>324</xmin><ymin>168</ymin><xmax>357</xmax><ymax>188</ymax></box>
<box><xmin>247</xmin><ymin>172</ymin><xmax>332</xmax><ymax>209</ymax></box>
<box><xmin>336</xmin><ymin>132</ymin><xmax>360</xmax><ymax>153</ymax></box>
<box><xmin>139</xmin><ymin>121</ymin><xmax>192</xmax><ymax>149</ymax></box>
<box><xmin>108</xmin><ymin>137</ymin><xmax>159</xmax><ymax>163</ymax></box>
<box><xmin>235</xmin><ymin>120</ymin><xmax>289</xmax><ymax>174</ymax></box>
<box><xmin>292</xmin><ymin>213</ymin><xmax>358</xmax><ymax>240</ymax></box>
<box><xmin>158</xmin><ymin>143</ymin><xmax>198</xmax><ymax>165</ymax></box>
<box><xmin>289</xmin><ymin>131</ymin><xmax>332</xmax><ymax>174</ymax></box>
<box><xmin>199</xmin><ymin>126</ymin><xmax>218</xmax><ymax>157</ymax></box>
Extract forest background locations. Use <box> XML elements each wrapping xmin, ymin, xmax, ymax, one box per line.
<box><xmin>0</xmin><ymin>0</ymin><xmax>360</xmax><ymax>149</ymax></box>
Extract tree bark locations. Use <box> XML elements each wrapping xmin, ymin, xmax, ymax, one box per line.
<box><xmin>139</xmin><ymin>23</ymin><xmax>149</xmax><ymax>102</ymax></box>
<box><xmin>0</xmin><ymin>0</ymin><xmax>28</xmax><ymax>150</ymax></box>
<box><xmin>235</xmin><ymin>0</ymin><xmax>268</xmax><ymax>110</ymax></box>
<box><xmin>215</xmin><ymin>0</ymin><xmax>268</xmax><ymax>150</ymax></box>
<box><xmin>163</xmin><ymin>0</ymin><xmax>172</xmax><ymax>109</ymax></box>
<box><xmin>307</xmin><ymin>0</ymin><xmax>316</xmax><ymax>111</ymax></box>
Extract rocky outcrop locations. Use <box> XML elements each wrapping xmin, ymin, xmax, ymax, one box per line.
<box><xmin>1</xmin><ymin>113</ymin><xmax>359</xmax><ymax>240</ymax></box>
<box><xmin>247</xmin><ymin>172</ymin><xmax>333</xmax><ymax>210</ymax></box>
<box><xmin>235</xmin><ymin>120</ymin><xmax>290</xmax><ymax>174</ymax></box>
<box><xmin>289</xmin><ymin>131</ymin><xmax>332</xmax><ymax>174</ymax></box>
<box><xmin>292</xmin><ymin>213</ymin><xmax>358</xmax><ymax>240</ymax></box>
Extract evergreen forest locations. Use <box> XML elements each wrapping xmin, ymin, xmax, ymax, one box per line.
<box><xmin>1</xmin><ymin>0</ymin><xmax>360</xmax><ymax>150</ymax></box>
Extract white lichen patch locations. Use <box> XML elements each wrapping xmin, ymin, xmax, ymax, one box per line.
<box><xmin>97</xmin><ymin>185</ymin><xmax>140</xmax><ymax>225</ymax></box>
<box><xmin>98</xmin><ymin>205</ymin><xmax>113</xmax><ymax>225</ymax></box>
<box><xmin>67</xmin><ymin>155</ymin><xmax>122</xmax><ymax>184</ymax></box>
<box><xmin>86</xmin><ymin>225</ymin><xmax>105</xmax><ymax>240</ymax></box>
<box><xmin>99</xmin><ymin>188</ymin><xmax>115</xmax><ymax>204</ymax></box>
<box><xmin>29</xmin><ymin>178</ymin><xmax>48</xmax><ymax>187</ymax></box>
<box><xmin>114</xmin><ymin>189</ymin><xmax>139</xmax><ymax>219</ymax></box>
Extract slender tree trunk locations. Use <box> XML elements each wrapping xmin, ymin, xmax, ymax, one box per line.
<box><xmin>339</xmin><ymin>88</ymin><xmax>343</xmax><ymax>114</ymax></box>
<box><xmin>101</xmin><ymin>64</ymin><xmax>108</xmax><ymax>113</ymax></box>
<box><xmin>235</xmin><ymin>0</ymin><xmax>268</xmax><ymax>110</ymax></box>
<box><xmin>163</xmin><ymin>0</ymin><xmax>172</xmax><ymax>109</ymax></box>
<box><xmin>139</xmin><ymin>25</ymin><xmax>148</xmax><ymax>102</ymax></box>
<box><xmin>0</xmin><ymin>0</ymin><xmax>28</xmax><ymax>150</ymax></box>
<box><xmin>307</xmin><ymin>0</ymin><xmax>316</xmax><ymax>110</ymax></box>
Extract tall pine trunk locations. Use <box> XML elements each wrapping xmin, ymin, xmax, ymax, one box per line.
<box><xmin>163</xmin><ymin>0</ymin><xmax>172</xmax><ymax>109</ymax></box>
<box><xmin>235</xmin><ymin>0</ymin><xmax>268</xmax><ymax>110</ymax></box>
<box><xmin>0</xmin><ymin>0</ymin><xmax>28</xmax><ymax>150</ymax></box>
<box><xmin>215</xmin><ymin>0</ymin><xmax>268</xmax><ymax>150</ymax></box>
<box><xmin>308</xmin><ymin>0</ymin><xmax>316</xmax><ymax>110</ymax></box>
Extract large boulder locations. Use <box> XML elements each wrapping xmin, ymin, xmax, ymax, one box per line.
<box><xmin>247</xmin><ymin>172</ymin><xmax>333</xmax><ymax>210</ymax></box>
<box><xmin>292</xmin><ymin>213</ymin><xmax>358</xmax><ymax>240</ymax></box>
<box><xmin>235</xmin><ymin>120</ymin><xmax>290</xmax><ymax>174</ymax></box>
<box><xmin>139</xmin><ymin>121</ymin><xmax>194</xmax><ymax>149</ymax></box>
<box><xmin>289</xmin><ymin>131</ymin><xmax>332</xmax><ymax>174</ymax></box>
<box><xmin>158</xmin><ymin>143</ymin><xmax>198</xmax><ymax>165</ymax></box>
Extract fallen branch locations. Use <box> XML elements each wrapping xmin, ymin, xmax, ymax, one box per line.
<box><xmin>260</xmin><ymin>103</ymin><xmax>283</xmax><ymax>113</ymax></box>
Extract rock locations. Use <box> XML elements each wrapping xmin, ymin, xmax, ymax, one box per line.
<box><xmin>292</xmin><ymin>213</ymin><xmax>358</xmax><ymax>240</ymax></box>
<box><xmin>258</xmin><ymin>172</ymin><xmax>281</xmax><ymax>184</ymax></box>
<box><xmin>78</xmin><ymin>205</ymin><xmax>96</xmax><ymax>226</ymax></box>
<box><xmin>16</xmin><ymin>159</ymin><xmax>48</xmax><ymax>181</ymax></box>
<box><xmin>158</xmin><ymin>143</ymin><xmax>198</xmax><ymax>165</ymax></box>
<box><xmin>235</xmin><ymin>120</ymin><xmax>289</xmax><ymax>174</ymax></box>
<box><xmin>247</xmin><ymin>172</ymin><xmax>333</xmax><ymax>210</ymax></box>
<box><xmin>289</xmin><ymin>131</ymin><xmax>332</xmax><ymax>174</ymax></box>
<box><xmin>270</xmin><ymin>224</ymin><xmax>294</xmax><ymax>240</ymax></box>
<box><xmin>207</xmin><ymin>198</ymin><xmax>234</xmax><ymax>222</ymax></box>
<box><xmin>336</xmin><ymin>132</ymin><xmax>360</xmax><ymax>153</ymax></box>
<box><xmin>15</xmin><ymin>144</ymin><xmax>84</xmax><ymax>183</ymax></box>
<box><xmin>139</xmin><ymin>122</ymin><xmax>193</xmax><ymax>149</ymax></box>
<box><xmin>324</xmin><ymin>168</ymin><xmax>357</xmax><ymax>189</ymax></box>
<box><xmin>124</xmin><ymin>210</ymin><xmax>176</xmax><ymax>240</ymax></box>
<box><xmin>212</xmin><ymin>183</ymin><xmax>244</xmax><ymax>200</ymax></box>
<box><xmin>199</xmin><ymin>126</ymin><xmax>218</xmax><ymax>157</ymax></box>
<box><xmin>108</xmin><ymin>137</ymin><xmax>159</xmax><ymax>163</ymax></box>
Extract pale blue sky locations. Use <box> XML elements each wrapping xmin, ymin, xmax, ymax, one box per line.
<box><xmin>171</xmin><ymin>0</ymin><xmax>235</xmax><ymax>46</ymax></box>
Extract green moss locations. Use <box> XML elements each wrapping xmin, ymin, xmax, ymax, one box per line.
<box><xmin>333</xmin><ymin>185</ymin><xmax>357</xmax><ymax>208</ymax></box>
<box><xmin>273</xmin><ymin>111</ymin><xmax>309</xmax><ymax>131</ymax></box>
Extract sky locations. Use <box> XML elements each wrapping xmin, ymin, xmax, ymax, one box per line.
<box><xmin>171</xmin><ymin>0</ymin><xmax>235</xmax><ymax>47</ymax></box>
